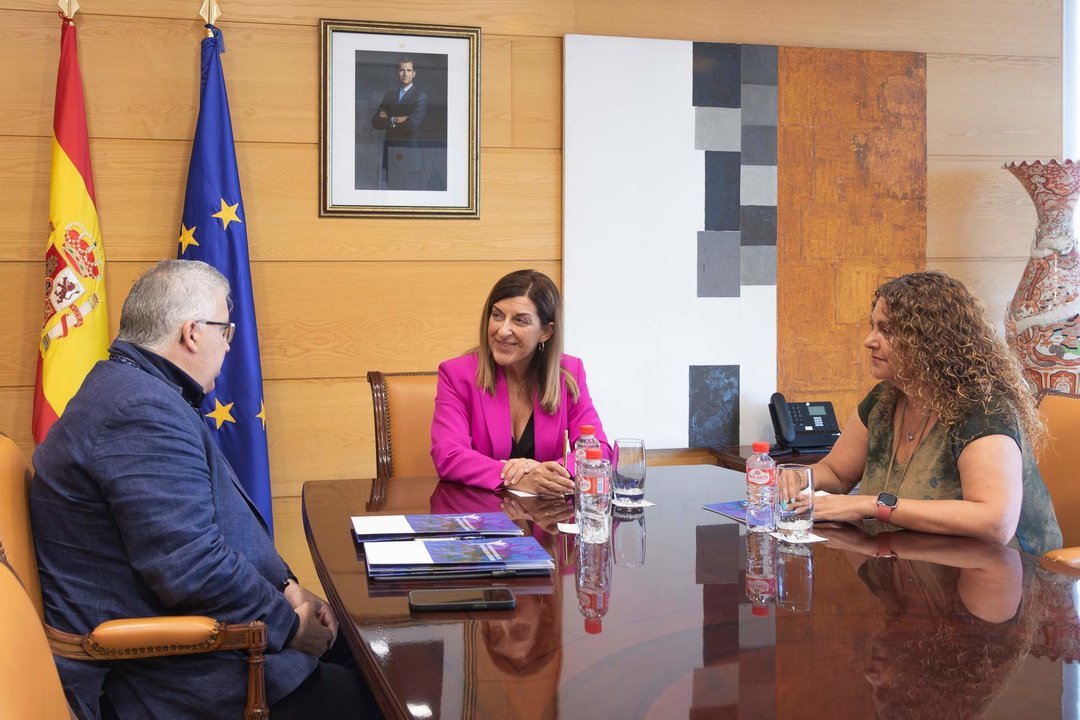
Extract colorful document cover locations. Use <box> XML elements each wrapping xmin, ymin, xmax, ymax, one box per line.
<box><xmin>703</xmin><ymin>500</ymin><xmax>747</xmax><ymax>524</ymax></box>
<box><xmin>364</xmin><ymin>536</ymin><xmax>554</xmax><ymax>580</ymax></box>
<box><xmin>351</xmin><ymin>512</ymin><xmax>524</xmax><ymax>543</ymax></box>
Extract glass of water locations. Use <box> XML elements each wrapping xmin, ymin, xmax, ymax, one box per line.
<box><xmin>775</xmin><ymin>464</ymin><xmax>814</xmax><ymax>540</ymax></box>
<box><xmin>612</xmin><ymin>438</ymin><xmax>646</xmax><ymax>506</ymax></box>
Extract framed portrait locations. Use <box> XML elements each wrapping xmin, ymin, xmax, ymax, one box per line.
<box><xmin>320</xmin><ymin>19</ymin><xmax>480</xmax><ymax>218</ymax></box>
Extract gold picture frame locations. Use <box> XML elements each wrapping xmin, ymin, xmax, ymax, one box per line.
<box><xmin>319</xmin><ymin>19</ymin><xmax>480</xmax><ymax>218</ymax></box>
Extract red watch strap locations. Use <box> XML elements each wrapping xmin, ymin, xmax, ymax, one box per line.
<box><xmin>876</xmin><ymin>500</ymin><xmax>894</xmax><ymax>523</ymax></box>
<box><xmin>877</xmin><ymin>533</ymin><xmax>894</xmax><ymax>558</ymax></box>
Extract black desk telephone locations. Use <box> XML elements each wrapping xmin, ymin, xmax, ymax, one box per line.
<box><xmin>769</xmin><ymin>392</ymin><xmax>841</xmax><ymax>452</ymax></box>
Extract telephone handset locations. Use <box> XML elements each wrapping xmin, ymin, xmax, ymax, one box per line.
<box><xmin>769</xmin><ymin>392</ymin><xmax>841</xmax><ymax>451</ymax></box>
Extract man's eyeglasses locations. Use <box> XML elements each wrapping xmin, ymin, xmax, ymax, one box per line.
<box><xmin>196</xmin><ymin>320</ymin><xmax>236</xmax><ymax>344</ymax></box>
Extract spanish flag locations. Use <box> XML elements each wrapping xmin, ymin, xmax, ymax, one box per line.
<box><xmin>32</xmin><ymin>13</ymin><xmax>109</xmax><ymax>443</ymax></box>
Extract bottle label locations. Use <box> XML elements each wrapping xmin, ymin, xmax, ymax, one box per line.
<box><xmin>745</xmin><ymin>574</ymin><xmax>777</xmax><ymax>598</ymax></box>
<box><xmin>579</xmin><ymin>591</ymin><xmax>608</xmax><ymax>612</ymax></box>
<box><xmin>747</xmin><ymin>467</ymin><xmax>775</xmax><ymax>486</ymax></box>
<box><xmin>579</xmin><ymin>475</ymin><xmax>608</xmax><ymax>494</ymax></box>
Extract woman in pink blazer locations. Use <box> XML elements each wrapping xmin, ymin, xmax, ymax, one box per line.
<box><xmin>430</xmin><ymin>269</ymin><xmax>611</xmax><ymax>494</ymax></box>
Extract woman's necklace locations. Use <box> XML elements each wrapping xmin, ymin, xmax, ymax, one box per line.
<box><xmin>883</xmin><ymin>396</ymin><xmax>933</xmax><ymax>495</ymax></box>
<box><xmin>900</xmin><ymin>397</ymin><xmax>930</xmax><ymax>444</ymax></box>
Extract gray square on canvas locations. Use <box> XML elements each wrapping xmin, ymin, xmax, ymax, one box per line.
<box><xmin>698</xmin><ymin>231</ymin><xmax>741</xmax><ymax>297</ymax></box>
<box><xmin>695</xmin><ymin>107</ymin><xmax>742</xmax><ymax>151</ymax></box>
<box><xmin>741</xmin><ymin>206</ymin><xmax>777</xmax><ymax>246</ymax></box>
<box><xmin>741</xmin><ymin>125</ymin><xmax>777</xmax><ymax>165</ymax></box>
<box><xmin>740</xmin><ymin>165</ymin><xmax>777</xmax><ymax>207</ymax></box>
<box><xmin>741</xmin><ymin>45</ymin><xmax>778</xmax><ymax>86</ymax></box>
<box><xmin>741</xmin><ymin>85</ymin><xmax>778</xmax><ymax>126</ymax></box>
<box><xmin>741</xmin><ymin>245</ymin><xmax>777</xmax><ymax>286</ymax></box>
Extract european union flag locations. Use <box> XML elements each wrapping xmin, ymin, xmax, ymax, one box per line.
<box><xmin>178</xmin><ymin>26</ymin><xmax>274</xmax><ymax>535</ymax></box>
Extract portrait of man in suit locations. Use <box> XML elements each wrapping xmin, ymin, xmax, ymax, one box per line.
<box><xmin>354</xmin><ymin>51</ymin><xmax>449</xmax><ymax>192</ymax></box>
<box><xmin>371</xmin><ymin>59</ymin><xmax>428</xmax><ymax>140</ymax></box>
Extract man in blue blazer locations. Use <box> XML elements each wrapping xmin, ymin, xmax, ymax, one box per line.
<box><xmin>31</xmin><ymin>260</ymin><xmax>376</xmax><ymax>719</ymax></box>
<box><xmin>370</xmin><ymin>58</ymin><xmax>428</xmax><ymax>140</ymax></box>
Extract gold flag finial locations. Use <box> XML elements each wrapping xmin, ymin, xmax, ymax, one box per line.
<box><xmin>199</xmin><ymin>0</ymin><xmax>220</xmax><ymax>31</ymax></box>
<box><xmin>58</xmin><ymin>0</ymin><xmax>80</xmax><ymax>19</ymax></box>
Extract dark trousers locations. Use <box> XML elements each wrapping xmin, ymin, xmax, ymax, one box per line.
<box><xmin>270</xmin><ymin>634</ymin><xmax>383</xmax><ymax>719</ymax></box>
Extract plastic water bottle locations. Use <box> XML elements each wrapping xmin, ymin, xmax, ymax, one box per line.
<box><xmin>576</xmin><ymin>539</ymin><xmax>611</xmax><ymax>634</ymax></box>
<box><xmin>745</xmin><ymin>531</ymin><xmax>777</xmax><ymax>617</ymax></box>
<box><xmin>746</xmin><ymin>441</ymin><xmax>776</xmax><ymax>532</ymax></box>
<box><xmin>576</xmin><ymin>447</ymin><xmax>611</xmax><ymax>543</ymax></box>
<box><xmin>573</xmin><ymin>424</ymin><xmax>601</xmax><ymax>477</ymax></box>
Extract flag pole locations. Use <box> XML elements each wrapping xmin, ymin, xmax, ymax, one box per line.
<box><xmin>198</xmin><ymin>0</ymin><xmax>220</xmax><ymax>35</ymax></box>
<box><xmin>58</xmin><ymin>0</ymin><xmax>79</xmax><ymax>19</ymax></box>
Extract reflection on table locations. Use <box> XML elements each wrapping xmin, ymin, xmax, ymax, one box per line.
<box><xmin>302</xmin><ymin>465</ymin><xmax>1080</xmax><ymax>720</ymax></box>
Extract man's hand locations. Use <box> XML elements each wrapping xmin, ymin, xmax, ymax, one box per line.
<box><xmin>288</xmin><ymin>600</ymin><xmax>334</xmax><ymax>656</ymax></box>
<box><xmin>284</xmin><ymin>580</ymin><xmax>338</xmax><ymax>646</ymax></box>
<box><xmin>377</xmin><ymin>110</ymin><xmax>388</xmax><ymax>119</ymax></box>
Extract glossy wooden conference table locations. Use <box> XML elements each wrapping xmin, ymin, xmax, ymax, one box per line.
<box><xmin>302</xmin><ymin>465</ymin><xmax>1080</xmax><ymax>719</ymax></box>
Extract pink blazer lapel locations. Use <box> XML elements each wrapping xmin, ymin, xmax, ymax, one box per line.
<box><xmin>481</xmin><ymin>369</ymin><xmax>512</xmax><ymax>460</ymax></box>
<box><xmin>533</xmin><ymin>400</ymin><xmax>561</xmax><ymax>463</ymax></box>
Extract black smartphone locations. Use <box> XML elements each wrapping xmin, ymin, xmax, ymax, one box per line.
<box><xmin>408</xmin><ymin>588</ymin><xmax>516</xmax><ymax>612</ymax></box>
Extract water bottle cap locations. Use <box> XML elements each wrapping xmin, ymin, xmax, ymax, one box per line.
<box><xmin>752</xmin><ymin>604</ymin><xmax>769</xmax><ymax>617</ymax></box>
<box><xmin>752</xmin><ymin>441</ymin><xmax>770</xmax><ymax>453</ymax></box>
<box><xmin>579</xmin><ymin>424</ymin><xmax>596</xmax><ymax>436</ymax></box>
<box><xmin>585</xmin><ymin>447</ymin><xmax>602</xmax><ymax>459</ymax></box>
<box><xmin>585</xmin><ymin>617</ymin><xmax>602</xmax><ymax>634</ymax></box>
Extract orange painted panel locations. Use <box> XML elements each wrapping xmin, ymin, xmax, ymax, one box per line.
<box><xmin>777</xmin><ymin>47</ymin><xmax>926</xmax><ymax>421</ymax></box>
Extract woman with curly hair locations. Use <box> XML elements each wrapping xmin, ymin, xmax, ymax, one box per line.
<box><xmin>809</xmin><ymin>271</ymin><xmax>1062</xmax><ymax>554</ymax></box>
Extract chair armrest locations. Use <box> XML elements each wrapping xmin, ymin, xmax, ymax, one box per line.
<box><xmin>1040</xmin><ymin>547</ymin><xmax>1080</xmax><ymax>577</ymax></box>
<box><xmin>46</xmin><ymin>618</ymin><xmax>266</xmax><ymax>660</ymax></box>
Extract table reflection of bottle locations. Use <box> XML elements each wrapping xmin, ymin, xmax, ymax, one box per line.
<box><xmin>745</xmin><ymin>530</ymin><xmax>777</xmax><ymax>616</ymax></box>
<box><xmin>777</xmin><ymin>542</ymin><xmax>813</xmax><ymax>613</ymax></box>
<box><xmin>613</xmin><ymin>505</ymin><xmax>646</xmax><ymax>568</ymax></box>
<box><xmin>576</xmin><ymin>539</ymin><xmax>611</xmax><ymax>634</ymax></box>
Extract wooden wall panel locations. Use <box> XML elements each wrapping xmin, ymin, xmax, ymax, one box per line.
<box><xmin>0</xmin><ymin>0</ymin><xmax>578</xmax><ymax>38</ymax></box>
<box><xmin>0</xmin><ymin>139</ymin><xmax>561</xmax><ymax>263</ymax></box>
<box><xmin>266</xmin><ymin>378</ymin><xmax>375</xmax><ymax>495</ymax></box>
<box><xmin>928</xmin><ymin>258</ymin><xmax>1028</xmax><ymax>335</ymax></box>
<box><xmin>575</xmin><ymin>0</ymin><xmax>1060</xmax><ymax>57</ymax></box>
<box><xmin>510</xmin><ymin>37</ymin><xmax>562</xmax><ymax>148</ymax></box>
<box><xmin>927</xmin><ymin>54</ymin><xmax>1061</xmax><ymax>157</ymax></box>
<box><xmin>482</xmin><ymin>36</ymin><xmax>514</xmax><ymax>147</ymax></box>
<box><xmin>928</xmin><ymin>156</ymin><xmax>1040</xmax><ymax>260</ymax></box>
<box><xmin>777</xmin><ymin>48</ymin><xmax>927</xmax><ymax>422</ymax></box>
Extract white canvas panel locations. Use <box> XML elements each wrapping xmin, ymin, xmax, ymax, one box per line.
<box><xmin>563</xmin><ymin>34</ymin><xmax>777</xmax><ymax>448</ymax></box>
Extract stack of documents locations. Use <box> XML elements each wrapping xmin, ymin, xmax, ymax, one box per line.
<box><xmin>364</xmin><ymin>536</ymin><xmax>554</xmax><ymax>580</ymax></box>
<box><xmin>351</xmin><ymin>512</ymin><xmax>525</xmax><ymax>543</ymax></box>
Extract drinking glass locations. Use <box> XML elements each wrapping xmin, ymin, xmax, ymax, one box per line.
<box><xmin>613</xmin><ymin>505</ymin><xmax>646</xmax><ymax>567</ymax></box>
<box><xmin>612</xmin><ymin>438</ymin><xmax>646</xmax><ymax>506</ymax></box>
<box><xmin>775</xmin><ymin>464</ymin><xmax>814</xmax><ymax>540</ymax></box>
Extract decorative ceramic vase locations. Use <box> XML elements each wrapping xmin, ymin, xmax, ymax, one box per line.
<box><xmin>1004</xmin><ymin>159</ymin><xmax>1080</xmax><ymax>394</ymax></box>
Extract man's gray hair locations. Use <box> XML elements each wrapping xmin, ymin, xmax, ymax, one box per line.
<box><xmin>118</xmin><ymin>260</ymin><xmax>230</xmax><ymax>350</ymax></box>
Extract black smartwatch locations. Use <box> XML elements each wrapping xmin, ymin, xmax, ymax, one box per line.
<box><xmin>875</xmin><ymin>492</ymin><xmax>898</xmax><ymax>523</ymax></box>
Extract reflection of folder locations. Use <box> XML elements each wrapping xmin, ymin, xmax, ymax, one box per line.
<box><xmin>703</xmin><ymin>500</ymin><xmax>747</xmax><ymax>524</ymax></box>
<box><xmin>366</xmin><ymin>574</ymin><xmax>555</xmax><ymax>598</ymax></box>
<box><xmin>364</xmin><ymin>536</ymin><xmax>555</xmax><ymax>580</ymax></box>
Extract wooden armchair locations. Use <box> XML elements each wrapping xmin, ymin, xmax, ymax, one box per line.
<box><xmin>0</xmin><ymin>433</ymin><xmax>269</xmax><ymax>719</ymax></box>
<box><xmin>367</xmin><ymin>370</ymin><xmax>439</xmax><ymax>480</ymax></box>
<box><xmin>1035</xmin><ymin>391</ymin><xmax>1080</xmax><ymax>547</ymax></box>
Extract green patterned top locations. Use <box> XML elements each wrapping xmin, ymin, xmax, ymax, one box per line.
<box><xmin>856</xmin><ymin>382</ymin><xmax>1061</xmax><ymax>556</ymax></box>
